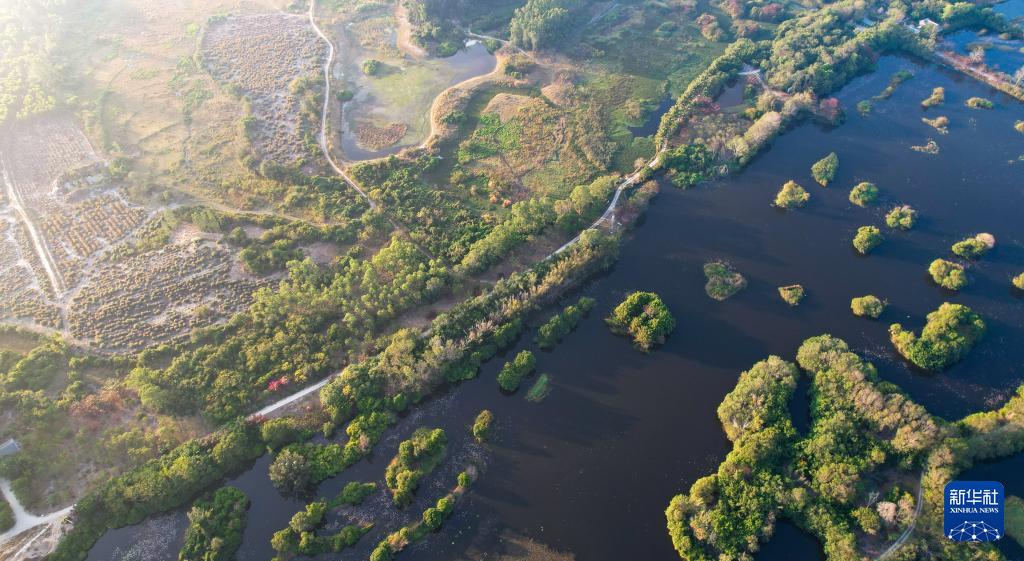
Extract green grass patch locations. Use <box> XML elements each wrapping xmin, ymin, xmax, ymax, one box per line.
<box><xmin>525</xmin><ymin>374</ymin><xmax>552</xmax><ymax>402</ymax></box>
<box><xmin>457</xmin><ymin>112</ymin><xmax>523</xmax><ymax>164</ymax></box>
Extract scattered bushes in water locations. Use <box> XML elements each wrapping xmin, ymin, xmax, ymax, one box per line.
<box><xmin>180</xmin><ymin>487</ymin><xmax>249</xmax><ymax>561</ymax></box>
<box><xmin>774</xmin><ymin>180</ymin><xmax>810</xmax><ymax>209</ymax></box>
<box><xmin>371</xmin><ymin>471</ymin><xmax>469</xmax><ymax>561</ymax></box>
<box><xmin>811</xmin><ymin>152</ymin><xmax>839</xmax><ymax>186</ymax></box>
<box><xmin>848</xmin><ymin>182</ymin><xmax>878</xmax><ymax>207</ymax></box>
<box><xmin>889</xmin><ymin>302</ymin><xmax>986</xmax><ymax>371</ymax></box>
<box><xmin>929</xmin><ymin>259</ymin><xmax>968</xmax><ymax>290</ymax></box>
<box><xmin>875</xmin><ymin>69</ymin><xmax>913</xmax><ymax>99</ymax></box>
<box><xmin>921</xmin><ymin>87</ymin><xmax>945</xmax><ymax>107</ymax></box>
<box><xmin>331</xmin><ymin>481</ymin><xmax>377</xmax><ymax>507</ymax></box>
<box><xmin>1016</xmin><ymin>121</ymin><xmax>1024</xmax><ymax>134</ymax></box>
<box><xmin>857</xmin><ymin>100</ymin><xmax>872</xmax><ymax>114</ymax></box>
<box><xmin>850</xmin><ymin>295</ymin><xmax>886</xmax><ymax>318</ymax></box>
<box><xmin>497</xmin><ymin>350</ymin><xmax>537</xmax><ymax>392</ymax></box>
<box><xmin>607</xmin><ymin>291</ymin><xmax>676</xmax><ymax>351</ymax></box>
<box><xmin>525</xmin><ymin>374</ymin><xmax>551</xmax><ymax>402</ymax></box>
<box><xmin>965</xmin><ymin>97</ymin><xmax>994</xmax><ymax>109</ymax></box>
<box><xmin>271</xmin><ymin>500</ymin><xmax>370</xmax><ymax>557</ymax></box>
<box><xmin>472</xmin><ymin>410</ymin><xmax>493</xmax><ymax>443</ymax></box>
<box><xmin>703</xmin><ymin>261</ymin><xmax>747</xmax><ymax>301</ymax></box>
<box><xmin>385</xmin><ymin>427</ymin><xmax>447</xmax><ymax>507</ymax></box>
<box><xmin>922</xmin><ymin>115</ymin><xmax>949</xmax><ymax>133</ymax></box>
<box><xmin>269</xmin><ymin>443</ymin><xmax>346</xmax><ymax>495</ymax></box>
<box><xmin>778</xmin><ymin>285</ymin><xmax>805</xmax><ymax>306</ymax></box>
<box><xmin>1014</xmin><ymin>273</ymin><xmax>1024</xmax><ymax>290</ymax></box>
<box><xmin>535</xmin><ymin>296</ymin><xmax>595</xmax><ymax>350</ymax></box>
<box><xmin>952</xmin><ymin>234</ymin><xmax>994</xmax><ymax>259</ymax></box>
<box><xmin>852</xmin><ymin>226</ymin><xmax>883</xmax><ymax>254</ymax></box>
<box><xmin>885</xmin><ymin>205</ymin><xmax>918</xmax><ymax>230</ymax></box>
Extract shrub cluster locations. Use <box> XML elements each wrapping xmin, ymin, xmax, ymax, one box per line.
<box><xmin>703</xmin><ymin>261</ymin><xmax>747</xmax><ymax>300</ymax></box>
<box><xmin>852</xmin><ymin>226</ymin><xmax>883</xmax><ymax>254</ymax></box>
<box><xmin>535</xmin><ymin>297</ymin><xmax>596</xmax><ymax>350</ymax></box>
<box><xmin>774</xmin><ymin>180</ymin><xmax>810</xmax><ymax>209</ymax></box>
<box><xmin>850</xmin><ymin>295</ymin><xmax>885</xmax><ymax>318</ymax></box>
<box><xmin>811</xmin><ymin>152</ymin><xmax>839</xmax><ymax>186</ymax></box>
<box><xmin>384</xmin><ymin>428</ymin><xmax>448</xmax><ymax>507</ymax></box>
<box><xmin>180</xmin><ymin>487</ymin><xmax>250</xmax><ymax>561</ymax></box>
<box><xmin>889</xmin><ymin>302</ymin><xmax>986</xmax><ymax>371</ymax></box>
<box><xmin>929</xmin><ymin>259</ymin><xmax>967</xmax><ymax>290</ymax></box>
<box><xmin>606</xmin><ymin>291</ymin><xmax>676</xmax><ymax>351</ymax></box>
<box><xmin>885</xmin><ymin>205</ymin><xmax>918</xmax><ymax>230</ymax></box>
<box><xmin>848</xmin><ymin>182</ymin><xmax>878</xmax><ymax>207</ymax></box>
<box><xmin>497</xmin><ymin>350</ymin><xmax>537</xmax><ymax>392</ymax></box>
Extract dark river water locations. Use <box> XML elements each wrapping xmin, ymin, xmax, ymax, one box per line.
<box><xmin>86</xmin><ymin>56</ymin><xmax>1024</xmax><ymax>561</ymax></box>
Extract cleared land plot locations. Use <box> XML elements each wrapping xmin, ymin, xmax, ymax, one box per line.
<box><xmin>201</xmin><ymin>13</ymin><xmax>324</xmax><ymax>166</ymax></box>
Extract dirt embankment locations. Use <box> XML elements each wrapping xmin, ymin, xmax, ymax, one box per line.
<box><xmin>395</xmin><ymin>3</ymin><xmax>428</xmax><ymax>60</ymax></box>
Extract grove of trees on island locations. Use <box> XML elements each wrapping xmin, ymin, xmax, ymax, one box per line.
<box><xmin>606</xmin><ymin>291</ymin><xmax>676</xmax><ymax>351</ymax></box>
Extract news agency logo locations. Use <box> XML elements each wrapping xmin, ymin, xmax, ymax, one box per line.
<box><xmin>944</xmin><ymin>481</ymin><xmax>1004</xmax><ymax>542</ymax></box>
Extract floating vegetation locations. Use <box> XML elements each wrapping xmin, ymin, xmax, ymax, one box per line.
<box><xmin>857</xmin><ymin>100</ymin><xmax>872</xmax><ymax>114</ymax></box>
<box><xmin>778</xmin><ymin>285</ymin><xmax>805</xmax><ymax>306</ymax></box>
<box><xmin>848</xmin><ymin>182</ymin><xmax>879</xmax><ymax>207</ymax></box>
<box><xmin>850</xmin><ymin>295</ymin><xmax>886</xmax><ymax>318</ymax></box>
<box><xmin>965</xmin><ymin>96</ymin><xmax>994</xmax><ymax>109</ymax></box>
<box><xmin>1016</xmin><ymin>121</ymin><xmax>1024</xmax><ymax>134</ymax></box>
<box><xmin>774</xmin><ymin>180</ymin><xmax>810</xmax><ymax>209</ymax></box>
<box><xmin>703</xmin><ymin>261</ymin><xmax>747</xmax><ymax>301</ymax></box>
<box><xmin>607</xmin><ymin>291</ymin><xmax>676</xmax><ymax>351</ymax></box>
<box><xmin>1014</xmin><ymin>273</ymin><xmax>1024</xmax><ymax>290</ymax></box>
<box><xmin>921</xmin><ymin>86</ymin><xmax>945</xmax><ymax>107</ymax></box>
<box><xmin>922</xmin><ymin>115</ymin><xmax>949</xmax><ymax>134</ymax></box>
<box><xmin>525</xmin><ymin>374</ymin><xmax>552</xmax><ymax>402</ymax></box>
<box><xmin>911</xmin><ymin>139</ymin><xmax>939</xmax><ymax>154</ymax></box>
<box><xmin>885</xmin><ymin>205</ymin><xmax>918</xmax><ymax>230</ymax></box>
<box><xmin>811</xmin><ymin>152</ymin><xmax>839</xmax><ymax>186</ymax></box>
<box><xmin>929</xmin><ymin>258</ymin><xmax>968</xmax><ymax>290</ymax></box>
<box><xmin>852</xmin><ymin>226</ymin><xmax>883</xmax><ymax>254</ymax></box>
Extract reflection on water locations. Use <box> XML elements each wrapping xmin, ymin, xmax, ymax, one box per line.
<box><xmin>87</xmin><ymin>56</ymin><xmax>1024</xmax><ymax>561</ymax></box>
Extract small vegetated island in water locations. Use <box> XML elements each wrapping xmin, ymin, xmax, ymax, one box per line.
<box><xmin>852</xmin><ymin>225</ymin><xmax>883</xmax><ymax>254</ymax></box>
<box><xmin>811</xmin><ymin>152</ymin><xmax>839</xmax><ymax>186</ymax></box>
<box><xmin>848</xmin><ymin>181</ymin><xmax>879</xmax><ymax>207</ymax></box>
<box><xmin>885</xmin><ymin>204</ymin><xmax>918</xmax><ymax>230</ymax></box>
<box><xmin>535</xmin><ymin>296</ymin><xmax>596</xmax><ymax>350</ymax></box>
<box><xmin>951</xmin><ymin>233</ymin><xmax>995</xmax><ymax>259</ymax></box>
<box><xmin>385</xmin><ymin>427</ymin><xmax>447</xmax><ymax>507</ymax></box>
<box><xmin>889</xmin><ymin>302</ymin><xmax>986</xmax><ymax>371</ymax></box>
<box><xmin>921</xmin><ymin>86</ymin><xmax>945</xmax><ymax>107</ymax></box>
<box><xmin>851</xmin><ymin>295</ymin><xmax>886</xmax><ymax>318</ymax></box>
<box><xmin>180</xmin><ymin>487</ymin><xmax>250</xmax><ymax>561</ymax></box>
<box><xmin>774</xmin><ymin>180</ymin><xmax>810</xmax><ymax>209</ymax></box>
<box><xmin>778</xmin><ymin>284</ymin><xmax>805</xmax><ymax>306</ymax></box>
<box><xmin>929</xmin><ymin>258</ymin><xmax>968</xmax><ymax>290</ymax></box>
<box><xmin>607</xmin><ymin>291</ymin><xmax>676</xmax><ymax>351</ymax></box>
<box><xmin>472</xmin><ymin>410</ymin><xmax>493</xmax><ymax>443</ymax></box>
<box><xmin>703</xmin><ymin>261</ymin><xmax>747</xmax><ymax>301</ymax></box>
<box><xmin>965</xmin><ymin>96</ymin><xmax>994</xmax><ymax>109</ymax></box>
<box><xmin>497</xmin><ymin>350</ymin><xmax>537</xmax><ymax>392</ymax></box>
<box><xmin>1014</xmin><ymin>273</ymin><xmax>1024</xmax><ymax>291</ymax></box>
